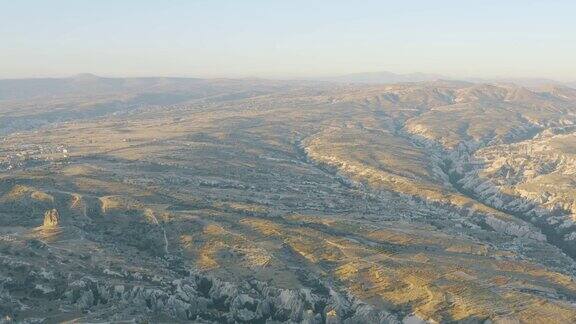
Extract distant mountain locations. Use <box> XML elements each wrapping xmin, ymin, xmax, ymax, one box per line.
<box><xmin>322</xmin><ymin>72</ymin><xmax>576</xmax><ymax>89</ymax></box>
<box><xmin>467</xmin><ymin>77</ymin><xmax>566</xmax><ymax>88</ymax></box>
<box><xmin>0</xmin><ymin>74</ymin><xmax>204</xmax><ymax>100</ymax></box>
<box><xmin>0</xmin><ymin>75</ymin><xmax>314</xmax><ymax>101</ymax></box>
<box><xmin>2</xmin><ymin>74</ymin><xmax>574</xmax><ymax>101</ymax></box>
<box><xmin>324</xmin><ymin>71</ymin><xmax>448</xmax><ymax>84</ymax></box>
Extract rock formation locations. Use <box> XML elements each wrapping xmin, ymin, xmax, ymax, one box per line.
<box><xmin>42</xmin><ymin>209</ymin><xmax>60</xmax><ymax>228</ymax></box>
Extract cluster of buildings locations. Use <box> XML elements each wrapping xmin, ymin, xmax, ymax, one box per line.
<box><xmin>0</xmin><ymin>142</ymin><xmax>69</xmax><ymax>171</ymax></box>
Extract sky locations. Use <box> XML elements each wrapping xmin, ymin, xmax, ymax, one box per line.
<box><xmin>1</xmin><ymin>0</ymin><xmax>575</xmax><ymax>80</ymax></box>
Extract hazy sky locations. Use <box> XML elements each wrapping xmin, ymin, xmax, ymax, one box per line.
<box><xmin>2</xmin><ymin>0</ymin><xmax>575</xmax><ymax>80</ymax></box>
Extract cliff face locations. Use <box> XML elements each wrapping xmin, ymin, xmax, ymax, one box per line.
<box><xmin>451</xmin><ymin>132</ymin><xmax>576</xmax><ymax>252</ymax></box>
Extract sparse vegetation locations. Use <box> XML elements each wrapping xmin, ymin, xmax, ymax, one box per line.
<box><xmin>1</xmin><ymin>77</ymin><xmax>576</xmax><ymax>322</ymax></box>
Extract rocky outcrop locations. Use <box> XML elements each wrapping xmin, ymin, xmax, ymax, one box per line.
<box><xmin>42</xmin><ymin>209</ymin><xmax>60</xmax><ymax>228</ymax></box>
<box><xmin>0</xmin><ymin>255</ymin><xmax>401</xmax><ymax>324</ymax></box>
<box><xmin>484</xmin><ymin>215</ymin><xmax>546</xmax><ymax>241</ymax></box>
<box><xmin>51</xmin><ymin>274</ymin><xmax>401</xmax><ymax>323</ymax></box>
<box><xmin>442</xmin><ymin>132</ymin><xmax>576</xmax><ymax>257</ymax></box>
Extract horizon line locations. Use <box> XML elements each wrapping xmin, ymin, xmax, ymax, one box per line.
<box><xmin>0</xmin><ymin>71</ymin><xmax>574</xmax><ymax>84</ymax></box>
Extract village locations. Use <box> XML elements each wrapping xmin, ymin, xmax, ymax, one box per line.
<box><xmin>0</xmin><ymin>139</ymin><xmax>69</xmax><ymax>171</ymax></box>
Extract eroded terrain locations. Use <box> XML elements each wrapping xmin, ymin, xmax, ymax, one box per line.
<box><xmin>1</xmin><ymin>76</ymin><xmax>576</xmax><ymax>323</ymax></box>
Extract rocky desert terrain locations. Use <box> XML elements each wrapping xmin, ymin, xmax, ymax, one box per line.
<box><xmin>1</xmin><ymin>75</ymin><xmax>576</xmax><ymax>323</ymax></box>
